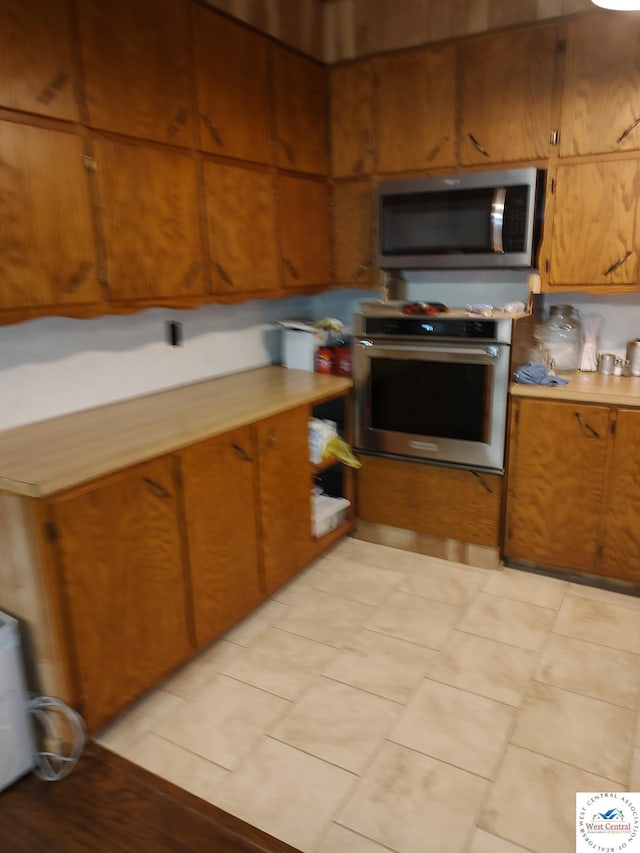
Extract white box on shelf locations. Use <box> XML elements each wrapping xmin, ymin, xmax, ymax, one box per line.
<box><xmin>278</xmin><ymin>321</ymin><xmax>326</xmax><ymax>372</ymax></box>
<box><xmin>312</xmin><ymin>494</ymin><xmax>351</xmax><ymax>538</ymax></box>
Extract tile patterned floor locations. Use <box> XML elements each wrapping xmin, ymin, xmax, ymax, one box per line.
<box><xmin>97</xmin><ymin>538</ymin><xmax>640</xmax><ymax>852</ymax></box>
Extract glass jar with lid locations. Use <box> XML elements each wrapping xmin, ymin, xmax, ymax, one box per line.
<box><xmin>534</xmin><ymin>304</ymin><xmax>583</xmax><ymax>373</ymax></box>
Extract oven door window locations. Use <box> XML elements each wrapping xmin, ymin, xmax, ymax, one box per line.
<box><xmin>370</xmin><ymin>357</ymin><xmax>491</xmax><ymax>443</ymax></box>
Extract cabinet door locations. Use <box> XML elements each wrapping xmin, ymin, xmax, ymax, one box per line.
<box><xmin>0</xmin><ymin>0</ymin><xmax>78</xmax><ymax>120</ymax></box>
<box><xmin>51</xmin><ymin>457</ymin><xmax>191</xmax><ymax>733</ymax></box>
<box><xmin>77</xmin><ymin>0</ymin><xmax>194</xmax><ymax>147</ymax></box>
<box><xmin>332</xmin><ymin>179</ymin><xmax>375</xmax><ymax>288</ymax></box>
<box><xmin>358</xmin><ymin>455</ymin><xmax>502</xmax><ymax>547</ymax></box>
<box><xmin>505</xmin><ymin>399</ymin><xmax>610</xmax><ymax>572</ymax></box>
<box><xmin>273</xmin><ymin>45</ymin><xmax>329</xmax><ymax>175</ymax></box>
<box><xmin>0</xmin><ymin>121</ymin><xmax>99</xmax><ymax>311</ymax></box>
<box><xmin>560</xmin><ymin>13</ymin><xmax>640</xmax><ymax>158</ymax></box>
<box><xmin>204</xmin><ymin>161</ymin><xmax>279</xmax><ymax>295</ymax></box>
<box><xmin>601</xmin><ymin>409</ymin><xmax>640</xmax><ymax>583</ymax></box>
<box><xmin>255</xmin><ymin>406</ymin><xmax>312</xmax><ymax>594</ymax></box>
<box><xmin>545</xmin><ymin>161</ymin><xmax>640</xmax><ymax>288</ymax></box>
<box><xmin>279</xmin><ymin>175</ymin><xmax>331</xmax><ymax>289</ymax></box>
<box><xmin>194</xmin><ymin>8</ymin><xmax>272</xmax><ymax>164</ymax></box>
<box><xmin>374</xmin><ymin>45</ymin><xmax>456</xmax><ymax>173</ymax></box>
<box><xmin>94</xmin><ymin>137</ymin><xmax>204</xmax><ymax>301</ymax></box>
<box><xmin>459</xmin><ymin>26</ymin><xmax>559</xmax><ymax>166</ymax></box>
<box><xmin>330</xmin><ymin>61</ymin><xmax>375</xmax><ymax>177</ymax></box>
<box><xmin>180</xmin><ymin>428</ymin><xmax>263</xmax><ymax>647</ymax></box>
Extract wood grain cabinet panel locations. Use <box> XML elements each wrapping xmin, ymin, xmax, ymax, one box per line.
<box><xmin>204</xmin><ymin>161</ymin><xmax>279</xmax><ymax>294</ymax></box>
<box><xmin>374</xmin><ymin>45</ymin><xmax>456</xmax><ymax>174</ymax></box>
<box><xmin>0</xmin><ymin>0</ymin><xmax>78</xmax><ymax>120</ymax></box>
<box><xmin>545</xmin><ymin>160</ymin><xmax>640</xmax><ymax>289</ymax></box>
<box><xmin>332</xmin><ymin>179</ymin><xmax>376</xmax><ymax>288</ymax></box>
<box><xmin>255</xmin><ymin>406</ymin><xmax>313</xmax><ymax>594</ymax></box>
<box><xmin>76</xmin><ymin>0</ymin><xmax>195</xmax><ymax>146</ymax></box>
<box><xmin>601</xmin><ymin>409</ymin><xmax>640</xmax><ymax>583</ymax></box>
<box><xmin>273</xmin><ymin>45</ymin><xmax>329</xmax><ymax>175</ymax></box>
<box><xmin>179</xmin><ymin>427</ymin><xmax>263</xmax><ymax>648</ymax></box>
<box><xmin>358</xmin><ymin>455</ymin><xmax>502</xmax><ymax>547</ymax></box>
<box><xmin>279</xmin><ymin>174</ymin><xmax>331</xmax><ymax>289</ymax></box>
<box><xmin>194</xmin><ymin>7</ymin><xmax>272</xmax><ymax>164</ymax></box>
<box><xmin>560</xmin><ymin>13</ymin><xmax>640</xmax><ymax>158</ymax></box>
<box><xmin>50</xmin><ymin>456</ymin><xmax>192</xmax><ymax>734</ymax></box>
<box><xmin>0</xmin><ymin>121</ymin><xmax>99</xmax><ymax>310</ymax></box>
<box><xmin>94</xmin><ymin>137</ymin><xmax>204</xmax><ymax>301</ymax></box>
<box><xmin>330</xmin><ymin>61</ymin><xmax>375</xmax><ymax>178</ymax></box>
<box><xmin>459</xmin><ymin>25</ymin><xmax>559</xmax><ymax>166</ymax></box>
<box><xmin>504</xmin><ymin>398</ymin><xmax>610</xmax><ymax>573</ymax></box>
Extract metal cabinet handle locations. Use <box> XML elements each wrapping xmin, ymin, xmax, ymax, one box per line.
<box><xmin>231</xmin><ymin>443</ymin><xmax>253</xmax><ymax>462</ymax></box>
<box><xmin>425</xmin><ymin>135</ymin><xmax>449</xmax><ymax>163</ymax></box>
<box><xmin>468</xmin><ymin>133</ymin><xmax>490</xmax><ymax>158</ymax></box>
<box><xmin>353</xmin><ymin>261</ymin><xmax>370</xmax><ymax>281</ymax></box>
<box><xmin>471</xmin><ymin>471</ymin><xmax>494</xmax><ymax>494</ymax></box>
<box><xmin>202</xmin><ymin>115</ymin><xmax>223</xmax><ymax>148</ymax></box>
<box><xmin>284</xmin><ymin>258</ymin><xmax>300</xmax><ymax>280</ymax></box>
<box><xmin>62</xmin><ymin>261</ymin><xmax>91</xmax><ymax>294</ymax></box>
<box><xmin>277</xmin><ymin>137</ymin><xmax>294</xmax><ymax>163</ymax></box>
<box><xmin>575</xmin><ymin>412</ymin><xmax>600</xmax><ymax>438</ymax></box>
<box><xmin>617</xmin><ymin>116</ymin><xmax>640</xmax><ymax>145</ymax></box>
<box><xmin>263</xmin><ymin>428</ymin><xmax>276</xmax><ymax>454</ymax></box>
<box><xmin>37</xmin><ymin>70</ymin><xmax>69</xmax><ymax>105</ymax></box>
<box><xmin>142</xmin><ymin>477</ymin><xmax>172</xmax><ymax>498</ymax></box>
<box><xmin>167</xmin><ymin>108</ymin><xmax>188</xmax><ymax>138</ymax></box>
<box><xmin>352</xmin><ymin>156</ymin><xmax>365</xmax><ymax>174</ymax></box>
<box><xmin>603</xmin><ymin>251</ymin><xmax>632</xmax><ymax>276</ymax></box>
<box><xmin>215</xmin><ymin>262</ymin><xmax>234</xmax><ymax>287</ymax></box>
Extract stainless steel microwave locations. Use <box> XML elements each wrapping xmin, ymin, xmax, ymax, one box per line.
<box><xmin>377</xmin><ymin>167</ymin><xmax>546</xmax><ymax>270</ymax></box>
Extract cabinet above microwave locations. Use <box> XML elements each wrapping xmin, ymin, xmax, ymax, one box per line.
<box><xmin>377</xmin><ymin>167</ymin><xmax>546</xmax><ymax>271</ymax></box>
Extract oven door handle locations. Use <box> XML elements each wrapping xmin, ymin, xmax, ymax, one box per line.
<box><xmin>357</xmin><ymin>341</ymin><xmax>503</xmax><ymax>359</ymax></box>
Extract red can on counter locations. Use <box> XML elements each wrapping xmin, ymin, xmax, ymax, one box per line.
<box><xmin>333</xmin><ymin>345</ymin><xmax>352</xmax><ymax>376</ymax></box>
<box><xmin>315</xmin><ymin>346</ymin><xmax>334</xmax><ymax>374</ymax></box>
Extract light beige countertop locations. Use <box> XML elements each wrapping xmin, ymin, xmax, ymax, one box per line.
<box><xmin>0</xmin><ymin>367</ymin><xmax>352</xmax><ymax>499</ymax></box>
<box><xmin>510</xmin><ymin>371</ymin><xmax>640</xmax><ymax>406</ymax></box>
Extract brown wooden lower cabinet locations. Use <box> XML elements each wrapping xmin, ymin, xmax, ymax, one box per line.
<box><xmin>505</xmin><ymin>397</ymin><xmax>640</xmax><ymax>584</ymax></box>
<box><xmin>179</xmin><ymin>426</ymin><xmax>263</xmax><ymax>649</ymax></box>
<box><xmin>48</xmin><ymin>456</ymin><xmax>193</xmax><ymax>734</ymax></box>
<box><xmin>2</xmin><ymin>391</ymin><xmax>352</xmax><ymax>735</ymax></box>
<box><xmin>357</xmin><ymin>455</ymin><xmax>502</xmax><ymax>548</ymax></box>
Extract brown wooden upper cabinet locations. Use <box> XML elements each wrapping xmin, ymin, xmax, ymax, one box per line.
<box><xmin>0</xmin><ymin>121</ymin><xmax>100</xmax><ymax>312</ymax></box>
<box><xmin>49</xmin><ymin>455</ymin><xmax>192</xmax><ymax>733</ymax></box>
<box><xmin>374</xmin><ymin>45</ymin><xmax>456</xmax><ymax>174</ymax></box>
<box><xmin>0</xmin><ymin>0</ymin><xmax>79</xmax><ymax>121</ymax></box>
<box><xmin>273</xmin><ymin>45</ymin><xmax>329</xmax><ymax>175</ymax></box>
<box><xmin>194</xmin><ymin>7</ymin><xmax>273</xmax><ymax>164</ymax></box>
<box><xmin>204</xmin><ymin>160</ymin><xmax>279</xmax><ymax>295</ymax></box>
<box><xmin>544</xmin><ymin>160</ymin><xmax>640</xmax><ymax>289</ymax></box>
<box><xmin>279</xmin><ymin>175</ymin><xmax>331</xmax><ymax>289</ymax></box>
<box><xmin>330</xmin><ymin>61</ymin><xmax>375</xmax><ymax>178</ymax></box>
<box><xmin>560</xmin><ymin>13</ymin><xmax>640</xmax><ymax>158</ymax></box>
<box><xmin>459</xmin><ymin>25</ymin><xmax>560</xmax><ymax>166</ymax></box>
<box><xmin>332</xmin><ymin>179</ymin><xmax>375</xmax><ymax>288</ymax></box>
<box><xmin>94</xmin><ymin>137</ymin><xmax>204</xmax><ymax>301</ymax></box>
<box><xmin>76</xmin><ymin>0</ymin><xmax>195</xmax><ymax>147</ymax></box>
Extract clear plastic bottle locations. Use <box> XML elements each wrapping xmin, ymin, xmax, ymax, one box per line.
<box><xmin>535</xmin><ymin>304</ymin><xmax>583</xmax><ymax>373</ymax></box>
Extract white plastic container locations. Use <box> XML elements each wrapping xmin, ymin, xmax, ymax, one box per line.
<box><xmin>0</xmin><ymin>611</ymin><xmax>34</xmax><ymax>790</ymax></box>
<box><xmin>312</xmin><ymin>495</ymin><xmax>351</xmax><ymax>538</ymax></box>
<box><xmin>278</xmin><ymin>321</ymin><xmax>326</xmax><ymax>371</ymax></box>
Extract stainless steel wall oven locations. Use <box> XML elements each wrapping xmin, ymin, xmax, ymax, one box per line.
<box><xmin>354</xmin><ymin>306</ymin><xmax>513</xmax><ymax>473</ymax></box>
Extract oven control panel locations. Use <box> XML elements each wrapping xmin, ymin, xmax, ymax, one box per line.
<box><xmin>359</xmin><ymin>316</ymin><xmax>502</xmax><ymax>341</ymax></box>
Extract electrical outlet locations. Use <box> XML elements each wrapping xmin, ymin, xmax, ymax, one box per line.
<box><xmin>166</xmin><ymin>321</ymin><xmax>183</xmax><ymax>347</ymax></box>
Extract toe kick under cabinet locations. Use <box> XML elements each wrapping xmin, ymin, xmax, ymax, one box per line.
<box><xmin>0</xmin><ymin>367</ymin><xmax>353</xmax><ymax>735</ymax></box>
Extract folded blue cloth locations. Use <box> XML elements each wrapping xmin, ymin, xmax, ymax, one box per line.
<box><xmin>514</xmin><ymin>362</ymin><xmax>569</xmax><ymax>385</ymax></box>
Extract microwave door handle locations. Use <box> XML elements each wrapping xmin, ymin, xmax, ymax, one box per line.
<box><xmin>490</xmin><ymin>188</ymin><xmax>507</xmax><ymax>254</ymax></box>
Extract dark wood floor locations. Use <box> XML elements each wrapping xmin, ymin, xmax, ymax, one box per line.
<box><xmin>1</xmin><ymin>742</ymin><xmax>300</xmax><ymax>852</ymax></box>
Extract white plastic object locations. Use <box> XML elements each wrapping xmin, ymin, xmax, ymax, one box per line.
<box><xmin>0</xmin><ymin>611</ymin><xmax>35</xmax><ymax>791</ymax></box>
<box><xmin>312</xmin><ymin>494</ymin><xmax>351</xmax><ymax>538</ymax></box>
